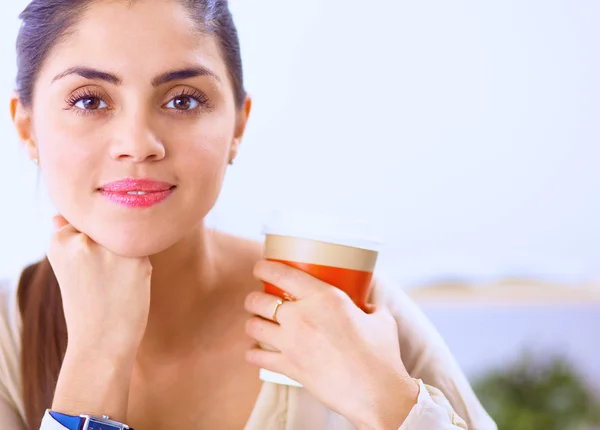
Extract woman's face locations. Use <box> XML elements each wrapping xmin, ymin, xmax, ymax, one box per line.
<box><xmin>18</xmin><ymin>0</ymin><xmax>249</xmax><ymax>257</ymax></box>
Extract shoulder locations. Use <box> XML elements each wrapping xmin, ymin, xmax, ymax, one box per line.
<box><xmin>0</xmin><ymin>270</ymin><xmax>25</xmax><ymax>419</ymax></box>
<box><xmin>210</xmin><ymin>229</ymin><xmax>264</xmax><ymax>285</ymax></box>
<box><xmin>211</xmin><ymin>229</ymin><xmax>263</xmax><ymax>265</ymax></box>
<box><xmin>0</xmin><ymin>271</ymin><xmax>22</xmax><ymax>360</ymax></box>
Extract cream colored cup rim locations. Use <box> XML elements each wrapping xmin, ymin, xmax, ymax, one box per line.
<box><xmin>263</xmin><ymin>232</ymin><xmax>382</xmax><ymax>252</ymax></box>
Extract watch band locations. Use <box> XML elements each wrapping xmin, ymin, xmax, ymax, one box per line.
<box><xmin>48</xmin><ymin>411</ymin><xmax>133</xmax><ymax>430</ymax></box>
<box><xmin>49</xmin><ymin>411</ymin><xmax>83</xmax><ymax>429</ymax></box>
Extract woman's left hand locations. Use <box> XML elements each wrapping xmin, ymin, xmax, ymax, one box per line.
<box><xmin>245</xmin><ymin>260</ymin><xmax>420</xmax><ymax>430</ymax></box>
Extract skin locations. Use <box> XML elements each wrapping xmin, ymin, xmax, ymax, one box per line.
<box><xmin>10</xmin><ymin>1</ymin><xmax>419</xmax><ymax>429</ymax></box>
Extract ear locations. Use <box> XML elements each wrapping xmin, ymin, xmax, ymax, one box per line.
<box><xmin>10</xmin><ymin>92</ymin><xmax>37</xmax><ymax>161</ymax></box>
<box><xmin>229</xmin><ymin>95</ymin><xmax>252</xmax><ymax>164</ymax></box>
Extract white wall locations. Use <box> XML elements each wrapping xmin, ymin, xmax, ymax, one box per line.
<box><xmin>0</xmin><ymin>1</ymin><xmax>598</xmax><ymax>287</ymax></box>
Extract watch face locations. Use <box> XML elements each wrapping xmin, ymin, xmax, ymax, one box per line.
<box><xmin>87</xmin><ymin>421</ymin><xmax>122</xmax><ymax>430</ymax></box>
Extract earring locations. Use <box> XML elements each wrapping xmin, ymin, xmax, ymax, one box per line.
<box><xmin>229</xmin><ymin>159</ymin><xmax>234</xmax><ymax>166</ymax></box>
<box><xmin>32</xmin><ymin>158</ymin><xmax>39</xmax><ymax>167</ymax></box>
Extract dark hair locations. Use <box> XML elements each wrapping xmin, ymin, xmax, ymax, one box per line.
<box><xmin>17</xmin><ymin>260</ymin><xmax>65</xmax><ymax>430</ymax></box>
<box><xmin>16</xmin><ymin>0</ymin><xmax>246</xmax><ymax>108</ymax></box>
<box><xmin>15</xmin><ymin>1</ymin><xmax>245</xmax><ymax>428</ymax></box>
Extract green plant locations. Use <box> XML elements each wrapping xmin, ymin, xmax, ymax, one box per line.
<box><xmin>473</xmin><ymin>353</ymin><xmax>600</xmax><ymax>430</ymax></box>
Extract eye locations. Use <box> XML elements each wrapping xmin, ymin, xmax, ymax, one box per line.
<box><xmin>166</xmin><ymin>96</ymin><xmax>200</xmax><ymax>111</ymax></box>
<box><xmin>74</xmin><ymin>97</ymin><xmax>109</xmax><ymax>110</ymax></box>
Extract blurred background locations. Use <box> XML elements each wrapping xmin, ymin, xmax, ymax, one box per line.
<box><xmin>0</xmin><ymin>1</ymin><xmax>598</xmax><ymax>428</ymax></box>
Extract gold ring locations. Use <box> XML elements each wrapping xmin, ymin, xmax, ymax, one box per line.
<box><xmin>271</xmin><ymin>298</ymin><xmax>284</xmax><ymax>323</ymax></box>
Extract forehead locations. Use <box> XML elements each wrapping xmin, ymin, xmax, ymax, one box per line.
<box><xmin>37</xmin><ymin>0</ymin><xmax>228</xmax><ymax>86</ymax></box>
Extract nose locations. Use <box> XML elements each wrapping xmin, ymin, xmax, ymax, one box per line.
<box><xmin>109</xmin><ymin>111</ymin><xmax>166</xmax><ymax>162</ymax></box>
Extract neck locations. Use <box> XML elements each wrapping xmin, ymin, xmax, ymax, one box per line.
<box><xmin>139</xmin><ymin>222</ymin><xmax>233</xmax><ymax>356</ymax></box>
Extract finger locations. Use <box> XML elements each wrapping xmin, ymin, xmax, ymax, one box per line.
<box><xmin>51</xmin><ymin>216</ymin><xmax>80</xmax><ymax>238</ymax></box>
<box><xmin>245</xmin><ymin>291</ymin><xmax>292</xmax><ymax>324</ymax></box>
<box><xmin>364</xmin><ymin>303</ymin><xmax>377</xmax><ymax>314</ymax></box>
<box><xmin>253</xmin><ymin>260</ymin><xmax>328</xmax><ymax>300</ymax></box>
<box><xmin>245</xmin><ymin>345</ymin><xmax>290</xmax><ymax>376</ymax></box>
<box><xmin>52</xmin><ymin>215</ymin><xmax>69</xmax><ymax>231</ymax></box>
<box><xmin>245</xmin><ymin>316</ymin><xmax>283</xmax><ymax>348</ymax></box>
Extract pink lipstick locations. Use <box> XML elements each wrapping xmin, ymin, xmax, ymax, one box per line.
<box><xmin>99</xmin><ymin>178</ymin><xmax>175</xmax><ymax>208</ymax></box>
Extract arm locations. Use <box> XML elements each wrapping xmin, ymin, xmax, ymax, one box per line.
<box><xmin>50</xmin><ymin>345</ymin><xmax>136</xmax><ymax>423</ymax></box>
<box><xmin>0</xmin><ymin>280</ymin><xmax>26</xmax><ymax>430</ymax></box>
<box><xmin>0</xmin><ymin>396</ymin><xmax>26</xmax><ymax>430</ymax></box>
<box><xmin>37</xmin><ymin>346</ymin><xmax>136</xmax><ymax>429</ymax></box>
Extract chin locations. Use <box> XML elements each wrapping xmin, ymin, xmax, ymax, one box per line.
<box><xmin>86</xmin><ymin>225</ymin><xmax>179</xmax><ymax>258</ymax></box>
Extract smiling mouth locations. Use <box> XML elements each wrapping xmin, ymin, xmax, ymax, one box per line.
<box><xmin>99</xmin><ymin>186</ymin><xmax>176</xmax><ymax>208</ymax></box>
<box><xmin>98</xmin><ymin>178</ymin><xmax>177</xmax><ymax>208</ymax></box>
<box><xmin>118</xmin><ymin>189</ymin><xmax>175</xmax><ymax>195</ymax></box>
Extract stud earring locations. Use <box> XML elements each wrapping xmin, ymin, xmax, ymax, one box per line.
<box><xmin>32</xmin><ymin>158</ymin><xmax>39</xmax><ymax>167</ymax></box>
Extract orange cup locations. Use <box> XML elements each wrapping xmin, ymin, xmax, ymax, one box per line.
<box><xmin>259</xmin><ymin>211</ymin><xmax>381</xmax><ymax>387</ymax></box>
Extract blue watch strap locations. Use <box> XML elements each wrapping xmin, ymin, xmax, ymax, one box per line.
<box><xmin>49</xmin><ymin>411</ymin><xmax>83</xmax><ymax>430</ymax></box>
<box><xmin>47</xmin><ymin>411</ymin><xmax>133</xmax><ymax>430</ymax></box>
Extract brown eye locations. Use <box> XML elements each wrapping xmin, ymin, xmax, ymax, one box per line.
<box><xmin>75</xmin><ymin>97</ymin><xmax>107</xmax><ymax>110</ymax></box>
<box><xmin>83</xmin><ymin>98</ymin><xmax>99</xmax><ymax>109</ymax></box>
<box><xmin>173</xmin><ymin>96</ymin><xmax>191</xmax><ymax>110</ymax></box>
<box><xmin>166</xmin><ymin>95</ymin><xmax>200</xmax><ymax>111</ymax></box>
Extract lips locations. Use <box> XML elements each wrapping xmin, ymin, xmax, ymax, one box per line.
<box><xmin>100</xmin><ymin>178</ymin><xmax>175</xmax><ymax>193</ymax></box>
<box><xmin>99</xmin><ymin>178</ymin><xmax>176</xmax><ymax>208</ymax></box>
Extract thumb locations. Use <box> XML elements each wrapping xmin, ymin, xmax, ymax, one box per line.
<box><xmin>52</xmin><ymin>215</ymin><xmax>69</xmax><ymax>231</ymax></box>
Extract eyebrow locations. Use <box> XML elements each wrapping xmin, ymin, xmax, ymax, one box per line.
<box><xmin>152</xmin><ymin>67</ymin><xmax>220</xmax><ymax>86</ymax></box>
<box><xmin>52</xmin><ymin>66</ymin><xmax>220</xmax><ymax>86</ymax></box>
<box><xmin>52</xmin><ymin>67</ymin><xmax>122</xmax><ymax>85</ymax></box>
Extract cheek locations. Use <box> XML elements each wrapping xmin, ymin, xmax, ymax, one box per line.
<box><xmin>176</xmin><ymin>133</ymin><xmax>229</xmax><ymax>208</ymax></box>
<box><xmin>35</xmin><ymin>115</ymin><xmax>102</xmax><ymax>213</ymax></box>
<box><xmin>175</xmin><ymin>118</ymin><xmax>231</xmax><ymax>181</ymax></box>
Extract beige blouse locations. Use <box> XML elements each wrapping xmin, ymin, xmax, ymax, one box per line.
<box><xmin>0</xmin><ymin>270</ymin><xmax>497</xmax><ymax>429</ymax></box>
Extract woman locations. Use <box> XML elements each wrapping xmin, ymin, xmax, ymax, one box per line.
<box><xmin>0</xmin><ymin>0</ymin><xmax>497</xmax><ymax>429</ymax></box>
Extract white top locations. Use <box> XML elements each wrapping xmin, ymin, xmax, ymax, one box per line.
<box><xmin>0</xmin><ymin>270</ymin><xmax>497</xmax><ymax>430</ymax></box>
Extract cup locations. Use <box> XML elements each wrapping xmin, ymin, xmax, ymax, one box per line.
<box><xmin>259</xmin><ymin>210</ymin><xmax>381</xmax><ymax>387</ymax></box>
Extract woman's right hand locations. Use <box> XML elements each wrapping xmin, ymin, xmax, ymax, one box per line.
<box><xmin>47</xmin><ymin>215</ymin><xmax>152</xmax><ymax>354</ymax></box>
<box><xmin>48</xmin><ymin>215</ymin><xmax>151</xmax><ymax>421</ymax></box>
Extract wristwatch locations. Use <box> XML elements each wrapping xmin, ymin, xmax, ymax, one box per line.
<box><xmin>49</xmin><ymin>411</ymin><xmax>134</xmax><ymax>430</ymax></box>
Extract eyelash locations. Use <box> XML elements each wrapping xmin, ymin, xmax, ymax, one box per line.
<box><xmin>64</xmin><ymin>88</ymin><xmax>107</xmax><ymax>117</ymax></box>
<box><xmin>168</xmin><ymin>88</ymin><xmax>212</xmax><ymax>116</ymax></box>
<box><xmin>64</xmin><ymin>88</ymin><xmax>212</xmax><ymax>117</ymax></box>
